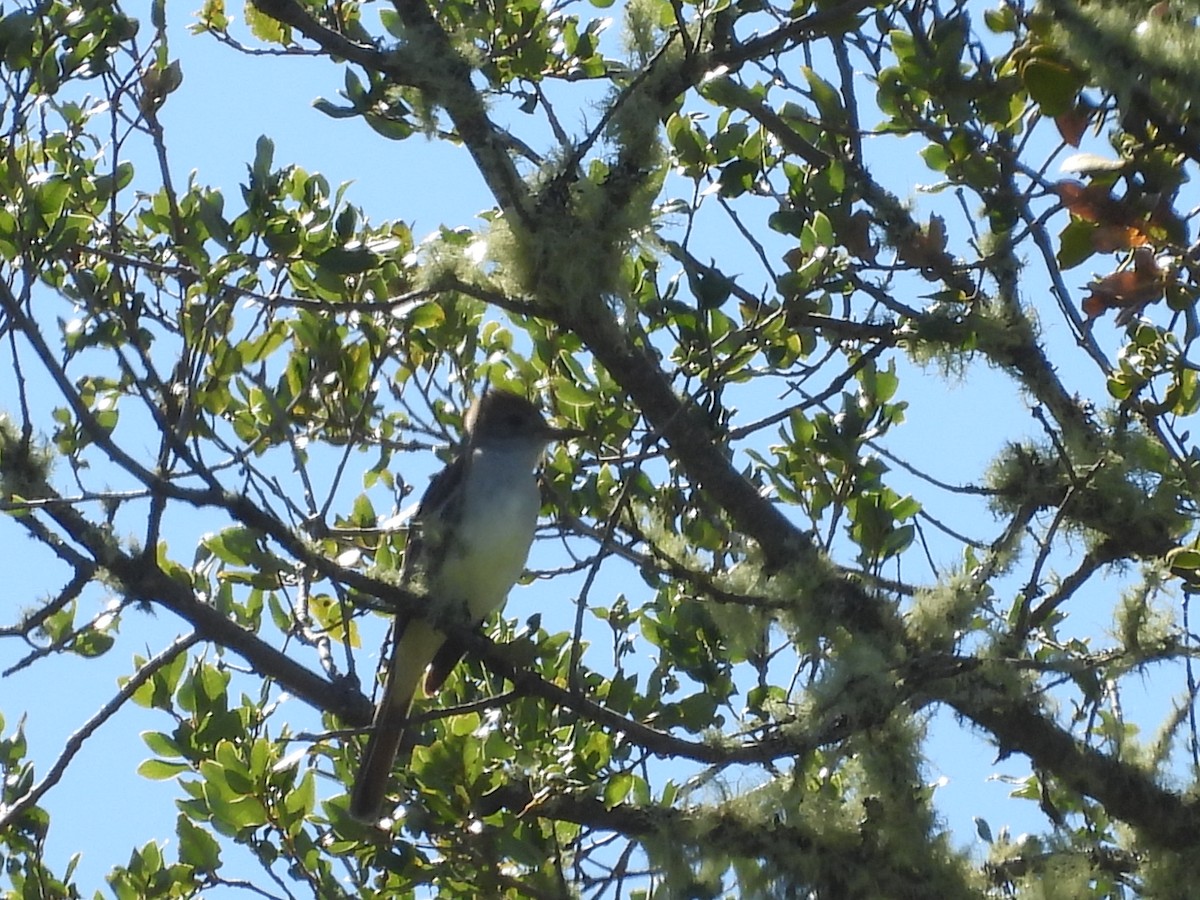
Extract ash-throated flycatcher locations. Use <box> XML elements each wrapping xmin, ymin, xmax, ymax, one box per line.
<box><xmin>349</xmin><ymin>388</ymin><xmax>581</xmax><ymax>824</ymax></box>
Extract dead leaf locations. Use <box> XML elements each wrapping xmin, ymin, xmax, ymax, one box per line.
<box><xmin>1055</xmin><ymin>108</ymin><xmax>1090</xmax><ymax>147</ymax></box>
<box><xmin>1082</xmin><ymin>248</ymin><xmax>1166</xmax><ymax>320</ymax></box>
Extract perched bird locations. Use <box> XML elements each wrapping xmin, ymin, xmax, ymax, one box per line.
<box><xmin>349</xmin><ymin>388</ymin><xmax>581</xmax><ymax>823</ymax></box>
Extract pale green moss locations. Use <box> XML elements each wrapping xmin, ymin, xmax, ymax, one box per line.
<box><xmin>1048</xmin><ymin>0</ymin><xmax>1200</xmax><ymax>115</ymax></box>
<box><xmin>0</xmin><ymin>413</ymin><xmax>53</xmax><ymax>497</ymax></box>
<box><xmin>1113</xmin><ymin>570</ymin><xmax>1176</xmax><ymax>655</ymax></box>
<box><xmin>908</xmin><ymin>563</ymin><xmax>996</xmax><ymax>647</ymax></box>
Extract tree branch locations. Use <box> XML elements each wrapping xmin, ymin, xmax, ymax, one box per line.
<box><xmin>26</xmin><ymin>487</ymin><xmax>374</xmax><ymax>726</ymax></box>
<box><xmin>935</xmin><ymin>664</ymin><xmax>1200</xmax><ymax>851</ymax></box>
<box><xmin>0</xmin><ymin>632</ymin><xmax>202</xmax><ymax>829</ymax></box>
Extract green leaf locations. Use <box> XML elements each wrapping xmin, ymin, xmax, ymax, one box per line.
<box><xmin>142</xmin><ymin>730</ymin><xmax>185</xmax><ymax>758</ymax></box>
<box><xmin>802</xmin><ymin>67</ymin><xmax>844</xmax><ymax>122</ymax></box>
<box><xmin>137</xmin><ymin>758</ymin><xmax>190</xmax><ymax>780</ymax></box>
<box><xmin>204</xmin><ymin>526</ymin><xmax>262</xmax><ymax>565</ymax></box>
<box><xmin>379</xmin><ymin>8</ymin><xmax>405</xmax><ymax>37</ymax></box>
<box><xmin>984</xmin><ymin>6</ymin><xmax>1016</xmax><ymax>33</ymax></box>
<box><xmin>1056</xmin><ymin>218</ymin><xmax>1096</xmax><ymax>270</ymax></box>
<box><xmin>364</xmin><ymin>114</ymin><xmax>414</xmax><ymax>141</ymax></box>
<box><xmin>1167</xmin><ymin>547</ymin><xmax>1200</xmax><ymax>573</ymax></box>
<box><xmin>283</xmin><ymin>769</ymin><xmax>317</xmax><ymax>819</ymax></box>
<box><xmin>604</xmin><ymin>771</ymin><xmax>636</xmax><ymax>808</ymax></box>
<box><xmin>974</xmin><ymin>816</ymin><xmax>993</xmax><ymax>843</ymax></box>
<box><xmin>554</xmin><ymin>379</ymin><xmax>595</xmax><ymax>409</ymax></box>
<box><xmin>252</xmin><ymin>134</ymin><xmax>275</xmax><ymax>183</ymax></box>
<box><xmin>244</xmin><ymin>1</ymin><xmax>290</xmax><ymax>43</ymax></box>
<box><xmin>72</xmin><ymin>628</ymin><xmax>115</xmax><ymax>657</ymax></box>
<box><xmin>312</xmin><ymin>97</ymin><xmax>360</xmax><ymax>119</ymax></box>
<box><xmin>197</xmin><ymin>0</ymin><xmax>229</xmax><ymax>31</ymax></box>
<box><xmin>1021</xmin><ymin>58</ymin><xmax>1080</xmax><ymax>117</ymax></box>
<box><xmin>313</xmin><ymin>245</ymin><xmax>378</xmax><ymax>275</ymax></box>
<box><xmin>810</xmin><ymin>210</ymin><xmax>835</xmax><ymax>248</ymax></box>
<box><xmin>176</xmin><ymin>816</ymin><xmax>222</xmax><ymax>873</ymax></box>
<box><xmin>665</xmin><ymin>113</ymin><xmax>708</xmax><ymax>170</ymax></box>
<box><xmin>889</xmin><ymin>494</ymin><xmax>920</xmax><ymax>520</ymax></box>
<box><xmin>32</xmin><ymin>177</ymin><xmax>71</xmax><ymax>226</ymax></box>
<box><xmin>405</xmin><ymin>301</ymin><xmax>445</xmax><ymax>328</ymax></box>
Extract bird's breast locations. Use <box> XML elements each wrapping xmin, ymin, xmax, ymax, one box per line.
<box><xmin>435</xmin><ymin>451</ymin><xmax>541</xmax><ymax>620</ymax></box>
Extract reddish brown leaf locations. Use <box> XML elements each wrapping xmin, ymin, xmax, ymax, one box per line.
<box><xmin>1055</xmin><ymin>108</ymin><xmax>1090</xmax><ymax>147</ymax></box>
<box><xmin>1092</xmin><ymin>224</ymin><xmax>1148</xmax><ymax>252</ymax></box>
<box><xmin>1081</xmin><ymin>293</ymin><xmax>1110</xmax><ymax>319</ymax></box>
<box><xmin>1081</xmin><ymin>248</ymin><xmax>1166</xmax><ymax>319</ymax></box>
<box><xmin>1057</xmin><ymin>181</ymin><xmax>1176</xmax><ymax>251</ymax></box>
<box><xmin>1055</xmin><ymin>180</ymin><xmax>1121</xmax><ymax>223</ymax></box>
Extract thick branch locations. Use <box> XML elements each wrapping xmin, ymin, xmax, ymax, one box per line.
<box><xmin>483</xmin><ymin>775</ymin><xmax>985</xmax><ymax>899</ymax></box>
<box><xmin>248</xmin><ymin>0</ymin><xmax>430</xmax><ymax>87</ymax></box>
<box><xmin>34</xmin><ymin>493</ymin><xmax>374</xmax><ymax>726</ymax></box>
<box><xmin>250</xmin><ymin>0</ymin><xmax>532</xmax><ymax>226</ymax></box>
<box><xmin>935</xmin><ymin>665</ymin><xmax>1200</xmax><ymax>851</ymax></box>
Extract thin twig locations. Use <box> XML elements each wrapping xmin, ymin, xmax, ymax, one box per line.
<box><xmin>0</xmin><ymin>632</ymin><xmax>202</xmax><ymax>829</ymax></box>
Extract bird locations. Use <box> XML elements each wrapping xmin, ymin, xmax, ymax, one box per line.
<box><xmin>348</xmin><ymin>387</ymin><xmax>582</xmax><ymax>824</ymax></box>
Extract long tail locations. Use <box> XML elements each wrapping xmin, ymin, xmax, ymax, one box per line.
<box><xmin>349</xmin><ymin>618</ymin><xmax>442</xmax><ymax>823</ymax></box>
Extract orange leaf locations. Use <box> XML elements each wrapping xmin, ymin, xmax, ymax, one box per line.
<box><xmin>1057</xmin><ymin>181</ymin><xmax>1176</xmax><ymax>251</ymax></box>
<box><xmin>1087</xmin><ymin>269</ymin><xmax>1158</xmax><ymax>304</ymax></box>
